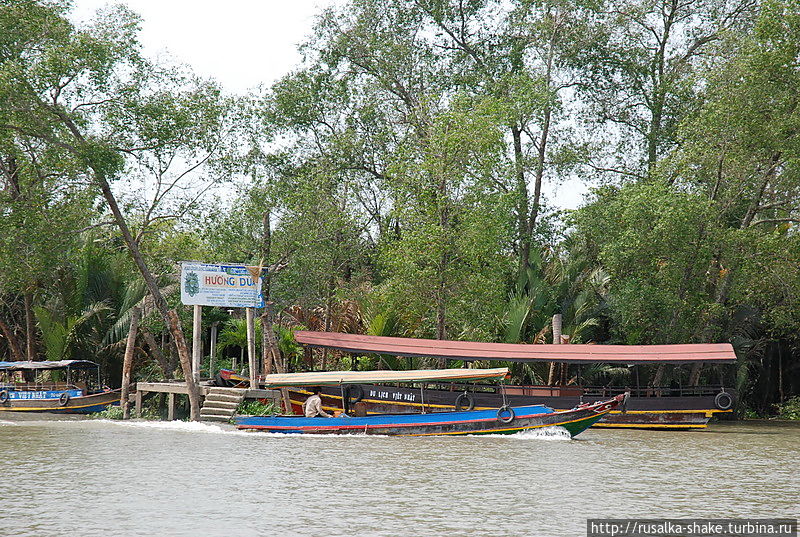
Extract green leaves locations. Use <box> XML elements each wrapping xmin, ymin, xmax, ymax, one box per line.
<box><xmin>571</xmin><ymin>182</ymin><xmax>717</xmax><ymax>343</ymax></box>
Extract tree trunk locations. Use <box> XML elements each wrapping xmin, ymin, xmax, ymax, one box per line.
<box><xmin>688</xmin><ymin>363</ymin><xmax>703</xmax><ymax>386</ymax></box>
<box><xmin>529</xmin><ymin>104</ymin><xmax>550</xmax><ymax>236</ymax></box>
<box><xmin>778</xmin><ymin>343</ymin><xmax>784</xmax><ymax>403</ymax></box>
<box><xmin>650</xmin><ymin>364</ymin><xmax>666</xmax><ymax>396</ymax></box>
<box><xmin>141</xmin><ymin>327</ymin><xmax>172</xmax><ymax>379</ymax></box>
<box><xmin>261</xmin><ymin>304</ymin><xmax>280</xmax><ymax>376</ymax></box>
<box><xmin>121</xmin><ymin>307</ymin><xmax>140</xmax><ymax>420</ymax></box>
<box><xmin>511</xmin><ymin>123</ymin><xmax>531</xmax><ymax>276</ymax></box>
<box><xmin>166</xmin><ymin>310</ymin><xmax>200</xmax><ymax>419</ymax></box>
<box><xmin>322</xmin><ymin>275</ymin><xmax>335</xmax><ymax>370</ymax></box>
<box><xmin>436</xmin><ymin>271</ymin><xmax>447</xmax><ymax>369</ymax></box>
<box><xmin>94</xmin><ymin>169</ymin><xmax>201</xmax><ymax>420</ymax></box>
<box><xmin>24</xmin><ymin>291</ymin><xmax>35</xmax><ymax>360</ymax></box>
<box><xmin>262</xmin><ymin>315</ymin><xmax>292</xmax><ymax>414</ymax></box>
<box><xmin>645</xmin><ymin>2</ymin><xmax>675</xmax><ymax>175</ymax></box>
<box><xmin>0</xmin><ymin>316</ymin><xmax>25</xmax><ymax>361</ymax></box>
<box><xmin>548</xmin><ymin>315</ymin><xmax>562</xmax><ymax>385</ymax></box>
<box><xmin>259</xmin><ymin>207</ymin><xmax>275</xmax><ymax>377</ymax></box>
<box><xmin>528</xmin><ymin>30</ymin><xmax>555</xmax><ymax>239</ymax></box>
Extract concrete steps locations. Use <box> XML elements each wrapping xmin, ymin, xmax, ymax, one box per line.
<box><xmin>200</xmin><ymin>387</ymin><xmax>246</xmax><ymax>422</ymax></box>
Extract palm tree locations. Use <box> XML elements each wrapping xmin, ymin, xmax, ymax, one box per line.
<box><xmin>500</xmin><ymin>244</ymin><xmax>611</xmax><ymax>385</ymax></box>
<box><xmin>217</xmin><ymin>318</ymin><xmax>262</xmax><ymax>374</ymax></box>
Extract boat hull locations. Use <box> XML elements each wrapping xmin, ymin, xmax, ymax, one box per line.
<box><xmin>236</xmin><ymin>395</ymin><xmax>624</xmax><ymax>437</ymax></box>
<box><xmin>0</xmin><ymin>389</ymin><xmax>121</xmax><ymax>414</ymax></box>
<box><xmin>287</xmin><ymin>385</ymin><xmax>731</xmax><ymax>430</ymax></box>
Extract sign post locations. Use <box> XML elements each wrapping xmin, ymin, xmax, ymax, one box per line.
<box><xmin>246</xmin><ymin>308</ymin><xmax>257</xmax><ymax>389</ymax></box>
<box><xmin>192</xmin><ymin>305</ymin><xmax>202</xmax><ymax>384</ymax></box>
<box><xmin>181</xmin><ymin>262</ymin><xmax>265</xmax><ymax>383</ymax></box>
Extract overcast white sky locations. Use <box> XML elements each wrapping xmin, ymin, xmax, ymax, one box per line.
<box><xmin>71</xmin><ymin>1</ymin><xmax>588</xmax><ymax>210</ymax></box>
<box><xmin>72</xmin><ymin>0</ymin><xmax>333</xmax><ymax>93</ymax></box>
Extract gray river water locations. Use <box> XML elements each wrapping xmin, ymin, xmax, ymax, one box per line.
<box><xmin>0</xmin><ymin>418</ymin><xmax>797</xmax><ymax>537</ymax></box>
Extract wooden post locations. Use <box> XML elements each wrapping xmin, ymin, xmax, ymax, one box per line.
<box><xmin>24</xmin><ymin>292</ymin><xmax>36</xmax><ymax>360</ymax></box>
<box><xmin>167</xmin><ymin>392</ymin><xmax>176</xmax><ymax>421</ymax></box>
<box><xmin>121</xmin><ymin>307</ymin><xmax>141</xmax><ymax>420</ymax></box>
<box><xmin>548</xmin><ymin>314</ymin><xmax>562</xmax><ymax>386</ymax></box>
<box><xmin>167</xmin><ymin>311</ymin><xmax>201</xmax><ymax>421</ymax></box>
<box><xmin>192</xmin><ymin>304</ymin><xmax>202</xmax><ymax>384</ymax></box>
<box><xmin>246</xmin><ymin>307</ymin><xmax>257</xmax><ymax>389</ymax></box>
<box><xmin>209</xmin><ymin>321</ymin><xmax>219</xmax><ymax>379</ymax></box>
<box><xmin>135</xmin><ymin>389</ymin><xmax>143</xmax><ymax>418</ymax></box>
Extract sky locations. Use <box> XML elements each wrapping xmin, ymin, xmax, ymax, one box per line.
<box><xmin>71</xmin><ymin>1</ymin><xmax>589</xmax><ymax>210</ymax></box>
<box><xmin>72</xmin><ymin>0</ymin><xmax>333</xmax><ymax>93</ymax></box>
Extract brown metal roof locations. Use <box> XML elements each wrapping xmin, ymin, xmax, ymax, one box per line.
<box><xmin>293</xmin><ymin>331</ymin><xmax>737</xmax><ymax>364</ymax></box>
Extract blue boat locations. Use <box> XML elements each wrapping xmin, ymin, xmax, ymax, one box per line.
<box><xmin>234</xmin><ymin>368</ymin><xmax>626</xmax><ymax>437</ymax></box>
<box><xmin>0</xmin><ymin>360</ymin><xmax>120</xmax><ymax>414</ymax></box>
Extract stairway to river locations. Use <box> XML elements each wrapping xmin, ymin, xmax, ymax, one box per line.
<box><xmin>200</xmin><ymin>387</ymin><xmax>247</xmax><ymax>422</ymax></box>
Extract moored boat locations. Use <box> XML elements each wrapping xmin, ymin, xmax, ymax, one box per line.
<box><xmin>291</xmin><ymin>331</ymin><xmax>738</xmax><ymax>430</ymax></box>
<box><xmin>234</xmin><ymin>368</ymin><xmax>627</xmax><ymax>437</ymax></box>
<box><xmin>0</xmin><ymin>360</ymin><xmax>120</xmax><ymax>414</ymax></box>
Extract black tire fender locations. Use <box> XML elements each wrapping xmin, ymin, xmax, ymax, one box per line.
<box><xmin>454</xmin><ymin>392</ymin><xmax>474</xmax><ymax>411</ymax></box>
<box><xmin>0</xmin><ymin>390</ymin><xmax>8</xmax><ymax>404</ymax></box>
<box><xmin>59</xmin><ymin>392</ymin><xmax>70</xmax><ymax>406</ymax></box>
<box><xmin>346</xmin><ymin>385</ymin><xmax>363</xmax><ymax>404</ymax></box>
<box><xmin>714</xmin><ymin>391</ymin><xmax>733</xmax><ymax>411</ymax></box>
<box><xmin>497</xmin><ymin>405</ymin><xmax>515</xmax><ymax>424</ymax></box>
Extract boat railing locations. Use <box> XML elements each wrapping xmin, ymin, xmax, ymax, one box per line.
<box><xmin>0</xmin><ymin>382</ymin><xmax>82</xmax><ymax>392</ymax></box>
<box><xmin>412</xmin><ymin>382</ymin><xmax>730</xmax><ymax>398</ymax></box>
<box><xmin>581</xmin><ymin>385</ymin><xmax>731</xmax><ymax>398</ymax></box>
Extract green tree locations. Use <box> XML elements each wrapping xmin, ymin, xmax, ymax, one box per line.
<box><xmin>578</xmin><ymin>0</ymin><xmax>757</xmax><ymax>176</ymax></box>
<box><xmin>0</xmin><ymin>1</ymin><xmax>230</xmax><ymax>418</ymax></box>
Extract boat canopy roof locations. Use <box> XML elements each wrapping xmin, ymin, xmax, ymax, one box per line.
<box><xmin>260</xmin><ymin>367</ymin><xmax>510</xmax><ymax>388</ymax></box>
<box><xmin>294</xmin><ymin>331</ymin><xmax>737</xmax><ymax>364</ymax></box>
<box><xmin>0</xmin><ymin>360</ymin><xmax>100</xmax><ymax>371</ymax></box>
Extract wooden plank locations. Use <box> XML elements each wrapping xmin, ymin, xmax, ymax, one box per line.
<box><xmin>136</xmin><ymin>382</ymin><xmax>190</xmax><ymax>394</ymax></box>
<box><xmin>167</xmin><ymin>392</ymin><xmax>175</xmax><ymax>421</ymax></box>
<box><xmin>245</xmin><ymin>389</ymin><xmax>281</xmax><ymax>402</ymax></box>
<box><xmin>135</xmin><ymin>382</ymin><xmax>211</xmax><ymax>395</ymax></box>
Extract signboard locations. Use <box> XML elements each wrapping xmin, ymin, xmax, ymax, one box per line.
<box><xmin>8</xmin><ymin>389</ymin><xmax>83</xmax><ymax>400</ymax></box>
<box><xmin>180</xmin><ymin>262</ymin><xmax>265</xmax><ymax>308</ymax></box>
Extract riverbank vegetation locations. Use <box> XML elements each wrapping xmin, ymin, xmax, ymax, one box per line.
<box><xmin>0</xmin><ymin>0</ymin><xmax>797</xmax><ymax>418</ymax></box>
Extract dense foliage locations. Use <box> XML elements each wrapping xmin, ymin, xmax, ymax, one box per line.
<box><xmin>0</xmin><ymin>0</ymin><xmax>797</xmax><ymax>417</ymax></box>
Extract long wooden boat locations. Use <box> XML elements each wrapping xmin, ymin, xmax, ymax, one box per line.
<box><xmin>0</xmin><ymin>360</ymin><xmax>120</xmax><ymax>414</ymax></box>
<box><xmin>291</xmin><ymin>331</ymin><xmax>738</xmax><ymax>430</ymax></box>
<box><xmin>234</xmin><ymin>368</ymin><xmax>627</xmax><ymax>437</ymax></box>
<box><xmin>287</xmin><ymin>383</ymin><xmax>734</xmax><ymax>429</ymax></box>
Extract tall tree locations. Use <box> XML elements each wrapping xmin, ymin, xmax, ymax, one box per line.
<box><xmin>0</xmin><ymin>1</ymin><xmax>230</xmax><ymax>418</ymax></box>
<box><xmin>578</xmin><ymin>0</ymin><xmax>757</xmax><ymax>176</ymax></box>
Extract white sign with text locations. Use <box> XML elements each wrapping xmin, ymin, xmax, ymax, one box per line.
<box><xmin>180</xmin><ymin>262</ymin><xmax>265</xmax><ymax>308</ymax></box>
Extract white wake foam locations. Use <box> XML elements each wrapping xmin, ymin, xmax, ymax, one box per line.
<box><xmin>99</xmin><ymin>419</ymin><xmax>254</xmax><ymax>436</ymax></box>
<box><xmin>496</xmin><ymin>426</ymin><xmax>573</xmax><ymax>441</ymax></box>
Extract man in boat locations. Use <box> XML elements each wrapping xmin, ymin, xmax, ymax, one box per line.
<box><xmin>302</xmin><ymin>387</ymin><xmax>332</xmax><ymax>418</ymax></box>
